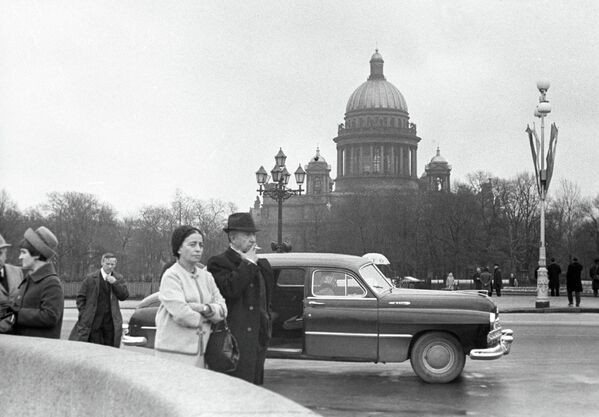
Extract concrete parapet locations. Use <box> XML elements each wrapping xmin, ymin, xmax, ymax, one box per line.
<box><xmin>0</xmin><ymin>335</ymin><xmax>317</xmax><ymax>417</ymax></box>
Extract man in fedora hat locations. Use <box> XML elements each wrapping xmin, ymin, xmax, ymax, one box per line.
<box><xmin>0</xmin><ymin>233</ymin><xmax>23</xmax><ymax>333</ymax></box>
<box><xmin>207</xmin><ymin>212</ymin><xmax>274</xmax><ymax>385</ymax></box>
<box><xmin>12</xmin><ymin>226</ymin><xmax>63</xmax><ymax>339</ymax></box>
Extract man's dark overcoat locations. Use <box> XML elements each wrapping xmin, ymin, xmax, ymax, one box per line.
<box><xmin>13</xmin><ymin>262</ymin><xmax>63</xmax><ymax>339</ymax></box>
<box><xmin>547</xmin><ymin>262</ymin><xmax>562</xmax><ymax>290</ymax></box>
<box><xmin>566</xmin><ymin>261</ymin><xmax>583</xmax><ymax>292</ymax></box>
<box><xmin>493</xmin><ymin>268</ymin><xmax>503</xmax><ymax>289</ymax></box>
<box><xmin>207</xmin><ymin>248</ymin><xmax>274</xmax><ymax>385</ymax></box>
<box><xmin>68</xmin><ymin>269</ymin><xmax>129</xmax><ymax>347</ymax></box>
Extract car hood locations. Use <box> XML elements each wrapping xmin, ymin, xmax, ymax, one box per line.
<box><xmin>379</xmin><ymin>289</ymin><xmax>496</xmax><ymax>313</ymax></box>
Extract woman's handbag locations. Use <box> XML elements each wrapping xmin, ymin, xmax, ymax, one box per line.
<box><xmin>205</xmin><ymin>320</ymin><xmax>239</xmax><ymax>373</ymax></box>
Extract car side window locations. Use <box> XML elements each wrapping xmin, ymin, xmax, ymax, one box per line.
<box><xmin>275</xmin><ymin>268</ymin><xmax>305</xmax><ymax>287</ymax></box>
<box><xmin>312</xmin><ymin>270</ymin><xmax>366</xmax><ymax>297</ymax></box>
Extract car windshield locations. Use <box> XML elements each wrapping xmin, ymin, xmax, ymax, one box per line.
<box><xmin>359</xmin><ymin>264</ymin><xmax>393</xmax><ymax>294</ymax></box>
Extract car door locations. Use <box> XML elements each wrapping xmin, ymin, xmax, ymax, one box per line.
<box><xmin>304</xmin><ymin>268</ymin><xmax>378</xmax><ymax>360</ymax></box>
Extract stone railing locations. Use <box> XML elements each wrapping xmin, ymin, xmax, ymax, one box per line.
<box><xmin>1</xmin><ymin>335</ymin><xmax>316</xmax><ymax>417</ymax></box>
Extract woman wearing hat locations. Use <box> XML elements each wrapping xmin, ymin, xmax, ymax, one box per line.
<box><xmin>12</xmin><ymin>226</ymin><xmax>64</xmax><ymax>339</ymax></box>
<box><xmin>154</xmin><ymin>225</ymin><xmax>227</xmax><ymax>367</ymax></box>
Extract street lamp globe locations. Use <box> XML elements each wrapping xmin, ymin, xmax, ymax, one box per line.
<box><xmin>255</xmin><ymin>166</ymin><xmax>268</xmax><ymax>185</ymax></box>
<box><xmin>275</xmin><ymin>148</ymin><xmax>287</xmax><ymax>167</ymax></box>
<box><xmin>536</xmin><ymin>79</ymin><xmax>550</xmax><ymax>93</ymax></box>
<box><xmin>537</xmin><ymin>101</ymin><xmax>551</xmax><ymax>115</ymax></box>
<box><xmin>294</xmin><ymin>164</ymin><xmax>306</xmax><ymax>185</ymax></box>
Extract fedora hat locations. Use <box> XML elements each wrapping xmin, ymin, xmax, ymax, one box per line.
<box><xmin>223</xmin><ymin>212</ymin><xmax>259</xmax><ymax>233</ymax></box>
<box><xmin>0</xmin><ymin>233</ymin><xmax>10</xmax><ymax>249</ymax></box>
<box><xmin>24</xmin><ymin>226</ymin><xmax>58</xmax><ymax>259</ymax></box>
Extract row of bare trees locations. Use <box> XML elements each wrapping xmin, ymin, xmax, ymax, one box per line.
<box><xmin>0</xmin><ymin>189</ymin><xmax>236</xmax><ymax>282</ymax></box>
<box><xmin>264</xmin><ymin>171</ymin><xmax>599</xmax><ymax>285</ymax></box>
<box><xmin>2</xmin><ymin>171</ymin><xmax>599</xmax><ymax>286</ymax></box>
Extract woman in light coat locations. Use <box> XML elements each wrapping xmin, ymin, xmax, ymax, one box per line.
<box><xmin>154</xmin><ymin>226</ymin><xmax>227</xmax><ymax>367</ymax></box>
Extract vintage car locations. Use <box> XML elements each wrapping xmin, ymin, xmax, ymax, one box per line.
<box><xmin>123</xmin><ymin>253</ymin><xmax>513</xmax><ymax>383</ymax></box>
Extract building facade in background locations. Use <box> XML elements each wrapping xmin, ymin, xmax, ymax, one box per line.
<box><xmin>253</xmin><ymin>50</ymin><xmax>451</xmax><ymax>252</ymax></box>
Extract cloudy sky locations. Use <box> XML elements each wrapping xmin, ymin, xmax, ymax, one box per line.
<box><xmin>1</xmin><ymin>0</ymin><xmax>597</xmax><ymax>217</ymax></box>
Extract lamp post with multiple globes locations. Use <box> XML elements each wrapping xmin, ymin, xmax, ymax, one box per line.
<box><xmin>255</xmin><ymin>148</ymin><xmax>306</xmax><ymax>252</ymax></box>
<box><xmin>526</xmin><ymin>79</ymin><xmax>559</xmax><ymax>308</ymax></box>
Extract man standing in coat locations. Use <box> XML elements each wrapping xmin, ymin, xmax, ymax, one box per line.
<box><xmin>69</xmin><ymin>252</ymin><xmax>129</xmax><ymax>347</ymax></box>
<box><xmin>0</xmin><ymin>234</ymin><xmax>23</xmax><ymax>333</ymax></box>
<box><xmin>589</xmin><ymin>258</ymin><xmax>599</xmax><ymax>297</ymax></box>
<box><xmin>547</xmin><ymin>258</ymin><xmax>562</xmax><ymax>297</ymax></box>
<box><xmin>207</xmin><ymin>213</ymin><xmax>274</xmax><ymax>385</ymax></box>
<box><xmin>493</xmin><ymin>264</ymin><xmax>503</xmax><ymax>297</ymax></box>
<box><xmin>566</xmin><ymin>257</ymin><xmax>583</xmax><ymax>307</ymax></box>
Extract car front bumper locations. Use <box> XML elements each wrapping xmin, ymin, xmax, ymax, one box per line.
<box><xmin>469</xmin><ymin>329</ymin><xmax>514</xmax><ymax>360</ymax></box>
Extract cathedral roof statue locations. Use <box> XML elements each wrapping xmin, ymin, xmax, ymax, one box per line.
<box><xmin>345</xmin><ymin>49</ymin><xmax>408</xmax><ymax>113</ymax></box>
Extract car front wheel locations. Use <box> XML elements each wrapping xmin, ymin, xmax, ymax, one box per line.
<box><xmin>410</xmin><ymin>332</ymin><xmax>465</xmax><ymax>383</ymax></box>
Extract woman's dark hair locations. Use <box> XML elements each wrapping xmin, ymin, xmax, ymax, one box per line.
<box><xmin>19</xmin><ymin>239</ymin><xmax>48</xmax><ymax>262</ymax></box>
<box><xmin>171</xmin><ymin>226</ymin><xmax>203</xmax><ymax>259</ymax></box>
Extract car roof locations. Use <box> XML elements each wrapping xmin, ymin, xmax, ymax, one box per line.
<box><xmin>260</xmin><ymin>252</ymin><xmax>371</xmax><ymax>269</ymax></box>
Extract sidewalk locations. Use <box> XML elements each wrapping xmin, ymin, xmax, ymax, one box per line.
<box><xmin>492</xmin><ymin>293</ymin><xmax>599</xmax><ymax>313</ymax></box>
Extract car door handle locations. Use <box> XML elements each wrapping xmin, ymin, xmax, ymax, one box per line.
<box><xmin>389</xmin><ymin>301</ymin><xmax>411</xmax><ymax>306</ymax></box>
<box><xmin>308</xmin><ymin>300</ymin><xmax>325</xmax><ymax>305</ymax></box>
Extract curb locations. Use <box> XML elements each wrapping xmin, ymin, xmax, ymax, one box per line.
<box><xmin>503</xmin><ymin>307</ymin><xmax>599</xmax><ymax>314</ymax></box>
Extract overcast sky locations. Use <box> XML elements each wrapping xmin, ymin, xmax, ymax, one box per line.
<box><xmin>1</xmin><ymin>0</ymin><xmax>597</xmax><ymax>217</ymax></box>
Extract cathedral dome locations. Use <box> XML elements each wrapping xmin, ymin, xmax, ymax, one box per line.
<box><xmin>346</xmin><ymin>50</ymin><xmax>408</xmax><ymax>113</ymax></box>
<box><xmin>429</xmin><ymin>147</ymin><xmax>448</xmax><ymax>164</ymax></box>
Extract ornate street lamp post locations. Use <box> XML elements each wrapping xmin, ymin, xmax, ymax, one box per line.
<box><xmin>256</xmin><ymin>148</ymin><xmax>306</xmax><ymax>252</ymax></box>
<box><xmin>526</xmin><ymin>80</ymin><xmax>559</xmax><ymax>308</ymax></box>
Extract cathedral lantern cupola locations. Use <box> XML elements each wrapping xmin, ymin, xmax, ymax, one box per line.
<box><xmin>423</xmin><ymin>147</ymin><xmax>452</xmax><ymax>192</ymax></box>
<box><xmin>333</xmin><ymin>50</ymin><xmax>421</xmax><ymax>193</ymax></box>
<box><xmin>305</xmin><ymin>147</ymin><xmax>333</xmax><ymax>195</ymax></box>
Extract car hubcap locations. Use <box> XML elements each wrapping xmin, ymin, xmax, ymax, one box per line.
<box><xmin>425</xmin><ymin>343</ymin><xmax>453</xmax><ymax>371</ymax></box>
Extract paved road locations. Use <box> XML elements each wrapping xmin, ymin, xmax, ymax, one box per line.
<box><xmin>262</xmin><ymin>314</ymin><xmax>599</xmax><ymax>417</ymax></box>
<box><xmin>61</xmin><ymin>306</ymin><xmax>599</xmax><ymax>417</ymax></box>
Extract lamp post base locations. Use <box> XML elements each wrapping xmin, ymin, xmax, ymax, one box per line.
<box><xmin>535</xmin><ymin>266</ymin><xmax>550</xmax><ymax>309</ymax></box>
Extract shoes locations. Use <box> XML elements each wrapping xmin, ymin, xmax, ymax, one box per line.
<box><xmin>568</xmin><ymin>303</ymin><xmax>573</xmax><ymax>307</ymax></box>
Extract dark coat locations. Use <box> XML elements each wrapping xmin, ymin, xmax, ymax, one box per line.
<box><xmin>68</xmin><ymin>269</ymin><xmax>129</xmax><ymax>347</ymax></box>
<box><xmin>207</xmin><ymin>248</ymin><xmax>274</xmax><ymax>385</ymax></box>
<box><xmin>590</xmin><ymin>264</ymin><xmax>599</xmax><ymax>291</ymax></box>
<box><xmin>493</xmin><ymin>268</ymin><xmax>503</xmax><ymax>289</ymax></box>
<box><xmin>566</xmin><ymin>261</ymin><xmax>583</xmax><ymax>292</ymax></box>
<box><xmin>0</xmin><ymin>264</ymin><xmax>24</xmax><ymax>333</ymax></box>
<box><xmin>13</xmin><ymin>262</ymin><xmax>63</xmax><ymax>339</ymax></box>
<box><xmin>547</xmin><ymin>262</ymin><xmax>562</xmax><ymax>289</ymax></box>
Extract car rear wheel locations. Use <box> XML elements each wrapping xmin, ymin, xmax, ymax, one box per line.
<box><xmin>410</xmin><ymin>332</ymin><xmax>465</xmax><ymax>383</ymax></box>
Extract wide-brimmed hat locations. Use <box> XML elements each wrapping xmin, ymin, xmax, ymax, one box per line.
<box><xmin>223</xmin><ymin>212</ymin><xmax>259</xmax><ymax>233</ymax></box>
<box><xmin>24</xmin><ymin>226</ymin><xmax>58</xmax><ymax>259</ymax></box>
<box><xmin>0</xmin><ymin>233</ymin><xmax>11</xmax><ymax>249</ymax></box>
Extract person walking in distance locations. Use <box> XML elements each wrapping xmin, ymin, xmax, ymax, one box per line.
<box><xmin>472</xmin><ymin>267</ymin><xmax>482</xmax><ymax>290</ymax></box>
<box><xmin>207</xmin><ymin>213</ymin><xmax>274</xmax><ymax>385</ymax></box>
<box><xmin>590</xmin><ymin>258</ymin><xmax>599</xmax><ymax>297</ymax></box>
<box><xmin>69</xmin><ymin>253</ymin><xmax>129</xmax><ymax>347</ymax></box>
<box><xmin>480</xmin><ymin>267</ymin><xmax>492</xmax><ymax>296</ymax></box>
<box><xmin>0</xmin><ymin>233</ymin><xmax>23</xmax><ymax>333</ymax></box>
<box><xmin>547</xmin><ymin>258</ymin><xmax>562</xmax><ymax>297</ymax></box>
<box><xmin>493</xmin><ymin>264</ymin><xmax>502</xmax><ymax>297</ymax></box>
<box><xmin>566</xmin><ymin>257</ymin><xmax>583</xmax><ymax>307</ymax></box>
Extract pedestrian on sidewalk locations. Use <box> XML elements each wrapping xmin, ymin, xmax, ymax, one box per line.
<box><xmin>590</xmin><ymin>258</ymin><xmax>599</xmax><ymax>297</ymax></box>
<box><xmin>472</xmin><ymin>267</ymin><xmax>482</xmax><ymax>290</ymax></box>
<box><xmin>566</xmin><ymin>257</ymin><xmax>583</xmax><ymax>307</ymax></box>
<box><xmin>548</xmin><ymin>258</ymin><xmax>562</xmax><ymax>297</ymax></box>
<box><xmin>493</xmin><ymin>264</ymin><xmax>502</xmax><ymax>297</ymax></box>
<box><xmin>69</xmin><ymin>252</ymin><xmax>129</xmax><ymax>347</ymax></box>
<box><xmin>480</xmin><ymin>267</ymin><xmax>492</xmax><ymax>296</ymax></box>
